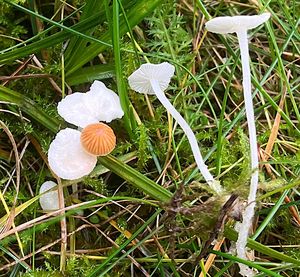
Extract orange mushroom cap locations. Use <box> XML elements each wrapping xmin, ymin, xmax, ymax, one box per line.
<box><xmin>80</xmin><ymin>123</ymin><xmax>116</xmax><ymax>156</ymax></box>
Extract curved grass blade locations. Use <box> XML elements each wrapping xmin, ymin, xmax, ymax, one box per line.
<box><xmin>66</xmin><ymin>64</ymin><xmax>115</xmax><ymax>86</ymax></box>
<box><xmin>0</xmin><ymin>85</ymin><xmax>59</xmax><ymax>133</ymax></box>
<box><xmin>64</xmin><ymin>0</ymin><xmax>103</xmax><ymax>65</ymax></box>
<box><xmin>3</xmin><ymin>1</ymin><xmax>111</xmax><ymax>48</ymax></box>
<box><xmin>210</xmin><ymin>250</ymin><xmax>282</xmax><ymax>277</ymax></box>
<box><xmin>224</xmin><ymin>227</ymin><xmax>300</xmax><ymax>267</ymax></box>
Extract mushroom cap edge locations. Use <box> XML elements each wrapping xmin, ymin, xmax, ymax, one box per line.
<box><xmin>205</xmin><ymin>13</ymin><xmax>271</xmax><ymax>34</ymax></box>
<box><xmin>128</xmin><ymin>62</ymin><xmax>175</xmax><ymax>95</ymax></box>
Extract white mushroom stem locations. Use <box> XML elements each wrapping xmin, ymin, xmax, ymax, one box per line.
<box><xmin>150</xmin><ymin>79</ymin><xmax>222</xmax><ymax>194</ymax></box>
<box><xmin>236</xmin><ymin>30</ymin><xmax>259</xmax><ymax>269</ymax></box>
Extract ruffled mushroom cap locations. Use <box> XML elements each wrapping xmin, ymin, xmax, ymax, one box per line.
<box><xmin>57</xmin><ymin>80</ymin><xmax>124</xmax><ymax>128</ymax></box>
<box><xmin>80</xmin><ymin>123</ymin><xmax>116</xmax><ymax>156</ymax></box>
<box><xmin>205</xmin><ymin>13</ymin><xmax>270</xmax><ymax>34</ymax></box>
<box><xmin>128</xmin><ymin>62</ymin><xmax>175</xmax><ymax>95</ymax></box>
<box><xmin>48</xmin><ymin>128</ymin><xmax>97</xmax><ymax>180</ymax></box>
<box><xmin>39</xmin><ymin>181</ymin><xmax>59</xmax><ymax>211</ymax></box>
<box><xmin>86</xmin><ymin>81</ymin><xmax>124</xmax><ymax>123</ymax></box>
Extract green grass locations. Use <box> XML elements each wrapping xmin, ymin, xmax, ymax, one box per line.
<box><xmin>0</xmin><ymin>0</ymin><xmax>300</xmax><ymax>276</ymax></box>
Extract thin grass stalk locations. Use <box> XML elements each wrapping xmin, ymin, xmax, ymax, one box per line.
<box><xmin>210</xmin><ymin>250</ymin><xmax>282</xmax><ymax>277</ymax></box>
<box><xmin>65</xmin><ymin>0</ymin><xmax>164</xmax><ymax>75</ymax></box>
<box><xmin>224</xmin><ymin>227</ymin><xmax>300</xmax><ymax>266</ymax></box>
<box><xmin>112</xmin><ymin>0</ymin><xmax>135</xmax><ymax>138</ymax></box>
<box><xmin>252</xmin><ymin>190</ymin><xmax>289</xmax><ymax>240</ymax></box>
<box><xmin>64</xmin><ymin>0</ymin><xmax>102</xmax><ymax>67</ymax></box>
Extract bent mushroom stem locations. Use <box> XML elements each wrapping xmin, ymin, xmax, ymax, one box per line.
<box><xmin>150</xmin><ymin>79</ymin><xmax>222</xmax><ymax>194</ymax></box>
<box><xmin>236</xmin><ymin>30</ymin><xmax>259</xmax><ymax>263</ymax></box>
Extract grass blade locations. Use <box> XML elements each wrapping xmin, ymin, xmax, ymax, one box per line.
<box><xmin>99</xmin><ymin>155</ymin><xmax>172</xmax><ymax>203</ymax></box>
<box><xmin>66</xmin><ymin>64</ymin><xmax>115</xmax><ymax>86</ymax></box>
<box><xmin>88</xmin><ymin>209</ymin><xmax>161</xmax><ymax>277</ymax></box>
<box><xmin>112</xmin><ymin>0</ymin><xmax>136</xmax><ymax>138</ymax></box>
<box><xmin>0</xmin><ymin>10</ymin><xmax>105</xmax><ymax>64</ymax></box>
<box><xmin>210</xmin><ymin>250</ymin><xmax>282</xmax><ymax>277</ymax></box>
<box><xmin>0</xmin><ymin>85</ymin><xmax>59</xmax><ymax>133</ymax></box>
<box><xmin>224</xmin><ymin>227</ymin><xmax>300</xmax><ymax>266</ymax></box>
<box><xmin>66</xmin><ymin>0</ymin><xmax>163</xmax><ymax>75</ymax></box>
<box><xmin>64</xmin><ymin>0</ymin><xmax>104</xmax><ymax>69</ymax></box>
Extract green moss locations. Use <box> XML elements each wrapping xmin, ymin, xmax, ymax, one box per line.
<box><xmin>0</xmin><ymin>1</ymin><xmax>27</xmax><ymax>50</ymax></box>
<box><xmin>135</xmin><ymin>123</ymin><xmax>151</xmax><ymax>169</ymax></box>
<box><xmin>220</xmin><ymin>127</ymin><xmax>251</xmax><ymax>195</ymax></box>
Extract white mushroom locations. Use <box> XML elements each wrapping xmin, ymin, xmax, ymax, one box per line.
<box><xmin>206</xmin><ymin>13</ymin><xmax>270</xmax><ymax>276</ymax></box>
<box><xmin>48</xmin><ymin>81</ymin><xmax>124</xmax><ymax>180</ymax></box>
<box><xmin>85</xmin><ymin>80</ymin><xmax>124</xmax><ymax>123</ymax></box>
<box><xmin>205</xmin><ymin>13</ymin><xmax>270</xmax><ymax>34</ymax></box>
<box><xmin>48</xmin><ymin>128</ymin><xmax>97</xmax><ymax>180</ymax></box>
<box><xmin>58</xmin><ymin>80</ymin><xmax>124</xmax><ymax>128</ymax></box>
<box><xmin>39</xmin><ymin>181</ymin><xmax>59</xmax><ymax>211</ymax></box>
<box><xmin>57</xmin><ymin>92</ymin><xmax>98</xmax><ymax>129</ymax></box>
<box><xmin>128</xmin><ymin>62</ymin><xmax>222</xmax><ymax>194</ymax></box>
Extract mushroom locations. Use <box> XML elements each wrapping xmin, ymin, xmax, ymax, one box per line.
<box><xmin>57</xmin><ymin>80</ymin><xmax>124</xmax><ymax>128</ymax></box>
<box><xmin>128</xmin><ymin>62</ymin><xmax>222</xmax><ymax>194</ymax></box>
<box><xmin>206</xmin><ymin>13</ymin><xmax>270</xmax><ymax>276</ymax></box>
<box><xmin>48</xmin><ymin>80</ymin><xmax>124</xmax><ymax>180</ymax></box>
<box><xmin>39</xmin><ymin>181</ymin><xmax>59</xmax><ymax>211</ymax></box>
<box><xmin>81</xmin><ymin>123</ymin><xmax>116</xmax><ymax>156</ymax></box>
<box><xmin>48</xmin><ymin>128</ymin><xmax>97</xmax><ymax>180</ymax></box>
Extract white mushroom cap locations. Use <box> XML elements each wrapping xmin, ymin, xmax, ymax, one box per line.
<box><xmin>57</xmin><ymin>92</ymin><xmax>98</xmax><ymax>128</ymax></box>
<box><xmin>48</xmin><ymin>128</ymin><xmax>97</xmax><ymax>180</ymax></box>
<box><xmin>39</xmin><ymin>181</ymin><xmax>59</xmax><ymax>211</ymax></box>
<box><xmin>128</xmin><ymin>62</ymin><xmax>175</xmax><ymax>94</ymax></box>
<box><xmin>85</xmin><ymin>81</ymin><xmax>124</xmax><ymax>123</ymax></box>
<box><xmin>205</xmin><ymin>13</ymin><xmax>270</xmax><ymax>34</ymax></box>
<box><xmin>57</xmin><ymin>80</ymin><xmax>124</xmax><ymax>128</ymax></box>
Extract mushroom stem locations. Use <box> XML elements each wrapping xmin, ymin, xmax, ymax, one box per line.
<box><xmin>150</xmin><ymin>79</ymin><xmax>222</xmax><ymax>194</ymax></box>
<box><xmin>236</xmin><ymin>30</ymin><xmax>259</xmax><ymax>269</ymax></box>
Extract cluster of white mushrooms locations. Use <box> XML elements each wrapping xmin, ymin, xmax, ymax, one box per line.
<box><xmin>39</xmin><ymin>13</ymin><xmax>270</xmax><ymax>277</ymax></box>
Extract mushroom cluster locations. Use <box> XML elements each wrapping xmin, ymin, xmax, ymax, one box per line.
<box><xmin>48</xmin><ymin>81</ymin><xmax>124</xmax><ymax>180</ymax></box>
<box><xmin>43</xmin><ymin>13</ymin><xmax>269</xmax><ymax>275</ymax></box>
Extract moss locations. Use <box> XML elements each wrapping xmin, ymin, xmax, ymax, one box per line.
<box><xmin>220</xmin><ymin>127</ymin><xmax>251</xmax><ymax>196</ymax></box>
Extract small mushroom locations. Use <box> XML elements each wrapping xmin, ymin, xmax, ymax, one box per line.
<box><xmin>48</xmin><ymin>128</ymin><xmax>97</xmax><ymax>180</ymax></box>
<box><xmin>128</xmin><ymin>62</ymin><xmax>222</xmax><ymax>194</ymax></box>
<box><xmin>39</xmin><ymin>181</ymin><xmax>59</xmax><ymax>211</ymax></box>
<box><xmin>80</xmin><ymin>123</ymin><xmax>116</xmax><ymax>156</ymax></box>
<box><xmin>57</xmin><ymin>80</ymin><xmax>124</xmax><ymax>128</ymax></box>
<box><xmin>206</xmin><ymin>13</ymin><xmax>270</xmax><ymax>276</ymax></box>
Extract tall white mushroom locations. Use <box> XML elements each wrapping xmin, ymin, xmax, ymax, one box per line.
<box><xmin>128</xmin><ymin>62</ymin><xmax>222</xmax><ymax>194</ymax></box>
<box><xmin>206</xmin><ymin>13</ymin><xmax>270</xmax><ymax>276</ymax></box>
